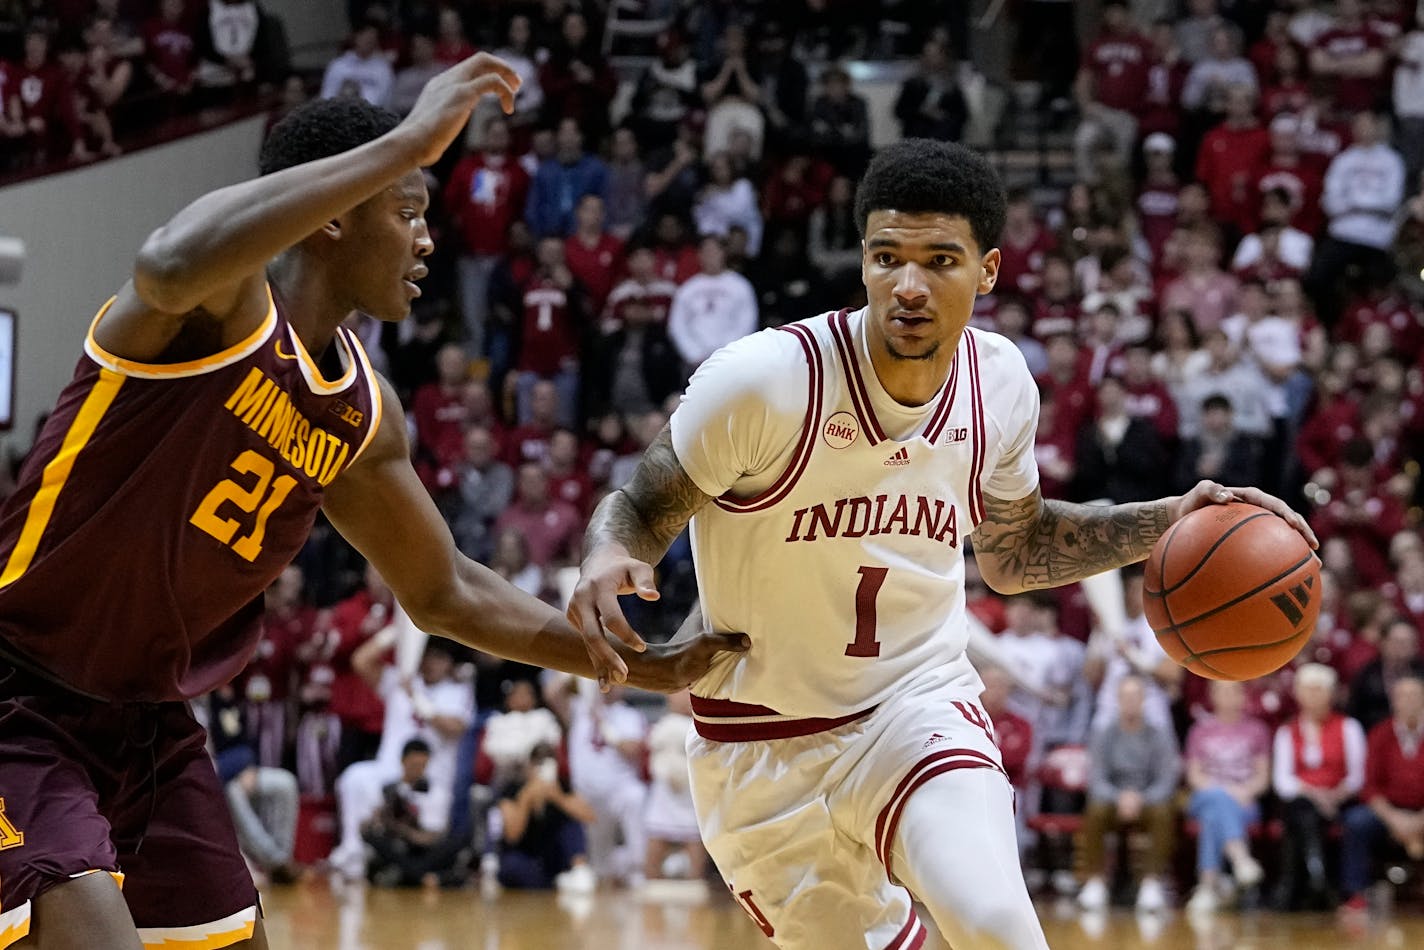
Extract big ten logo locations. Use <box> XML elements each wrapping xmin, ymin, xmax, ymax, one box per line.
<box><xmin>330</xmin><ymin>400</ymin><xmax>364</xmax><ymax>428</ymax></box>
<box><xmin>822</xmin><ymin>411</ymin><xmax>859</xmax><ymax>450</ymax></box>
<box><xmin>942</xmin><ymin>426</ymin><xmax>969</xmax><ymax>445</ymax></box>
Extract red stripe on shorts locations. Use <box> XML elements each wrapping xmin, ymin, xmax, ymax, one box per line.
<box><xmin>875</xmin><ymin>748</ymin><xmax>1006</xmax><ymax>876</ymax></box>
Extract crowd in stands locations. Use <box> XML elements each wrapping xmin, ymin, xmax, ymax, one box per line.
<box><xmin>0</xmin><ymin>0</ymin><xmax>290</xmax><ymax>170</ymax></box>
<box><xmin>6</xmin><ymin>0</ymin><xmax>1424</xmax><ymax>921</ymax></box>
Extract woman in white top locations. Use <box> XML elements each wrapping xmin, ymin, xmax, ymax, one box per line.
<box><xmin>693</xmin><ymin>152</ymin><xmax>764</xmax><ymax>256</ymax></box>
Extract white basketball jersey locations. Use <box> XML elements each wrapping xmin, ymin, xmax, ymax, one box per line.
<box><xmin>675</xmin><ymin>308</ymin><xmax>1040</xmax><ymax>720</ymax></box>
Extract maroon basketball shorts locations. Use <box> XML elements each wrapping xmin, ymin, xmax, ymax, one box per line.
<box><xmin>0</xmin><ymin>661</ymin><xmax>258</xmax><ymax>948</ymax></box>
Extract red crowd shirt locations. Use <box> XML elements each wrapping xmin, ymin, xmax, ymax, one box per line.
<box><xmin>1338</xmin><ymin>294</ymin><xmax>1424</xmax><ymax>364</ymax></box>
<box><xmin>326</xmin><ymin>592</ymin><xmax>391</xmax><ymax>735</ymax></box>
<box><xmin>411</xmin><ymin>382</ymin><xmax>467</xmax><ymax>469</ymax></box>
<box><xmin>518</xmin><ymin>274</ymin><xmax>582</xmax><ymax>376</ymax></box>
<box><xmin>1289</xmin><ymin>714</ymin><xmax>1352</xmax><ymax>791</ymax></box>
<box><xmin>444</xmin><ymin>154</ymin><xmax>531</xmax><ymax>257</ymax></box>
<box><xmin>564</xmin><ymin>232</ymin><xmax>625</xmax><ymax>319</ymax></box>
<box><xmin>1362</xmin><ymin>720</ymin><xmax>1424</xmax><ymax>810</ymax></box>
<box><xmin>653</xmin><ymin>244</ymin><xmax>700</xmax><ymax>284</ymax></box>
<box><xmin>14</xmin><ymin>61</ymin><xmax>60</xmax><ymax>124</ymax></box>
<box><xmin>991</xmin><ymin>710</ymin><xmax>1034</xmax><ymax>789</ymax></box>
<box><xmin>997</xmin><ymin>226</ymin><xmax>1058</xmax><ymax>297</ymax></box>
<box><xmin>143</xmin><ymin>18</ymin><xmax>196</xmax><ymax>85</ymax></box>
<box><xmin>1312</xmin><ymin>27</ymin><xmax>1388</xmax><ymax>111</ymax></box>
<box><xmin>1195</xmin><ymin>123</ymin><xmax>1271</xmax><ymax>233</ymax></box>
<box><xmin>1084</xmin><ymin>32</ymin><xmax>1154</xmax><ymax>113</ymax></box>
<box><xmin>1137</xmin><ymin>181</ymin><xmax>1181</xmax><ymax>267</ymax></box>
<box><xmin>603</xmin><ymin>276</ymin><xmax>677</xmax><ymax>329</ymax></box>
<box><xmin>1255</xmin><ymin>161</ymin><xmax>1324</xmax><ymax>235</ymax></box>
<box><xmin>1139</xmin><ymin>57</ymin><xmax>1189</xmax><ymax>137</ymax></box>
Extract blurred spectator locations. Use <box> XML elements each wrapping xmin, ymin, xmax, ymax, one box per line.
<box><xmin>490</xmin><ymin>527</ymin><xmax>545</xmax><ymax>599</ymax></box>
<box><xmin>84</xmin><ymin>16</ymin><xmax>134</xmax><ymax>110</ymax></box>
<box><xmin>362</xmin><ymin>739</ymin><xmax>467</xmax><ymax>887</ymax></box>
<box><xmin>668</xmin><ymin>235</ymin><xmax>758</xmax><ymax>370</ymax></box>
<box><xmin>1347</xmin><ymin>619</ymin><xmax>1424</xmax><ymax>732</ymax></box>
<box><xmin>432</xmin><ymin>7</ymin><xmax>474</xmax><ymax>66</ymax></box>
<box><xmin>544</xmin><ymin>427</ymin><xmax>592</xmax><ymax>515</ymax></box>
<box><xmin>388</xmin><ymin>32</ymin><xmax>439</xmax><ymax>115</ymax></box>
<box><xmin>1271</xmin><ymin>664</ymin><xmax>1367</xmax><ymax>910</ymax></box>
<box><xmin>808</xmin><ymin>65</ymin><xmax>870</xmax><ymax>177</ymax></box>
<box><xmin>1309</xmin><ymin>438</ymin><xmax>1407</xmax><ymax>588</ymax></box>
<box><xmin>328</xmin><ymin>565</ymin><xmax>396</xmax><ymax>772</ymax></box>
<box><xmin>1074</xmin><ymin>375</ymin><xmax>1168</xmax><ymax>503</ymax></box>
<box><xmin>1174</xmin><ymin>394</ymin><xmax>1263</xmax><ymax>493</ymax></box>
<box><xmin>564</xmin><ymin>194</ymin><xmax>624</xmax><ymax>320</ymax></box>
<box><xmin>143</xmin><ymin>0</ymin><xmax>197</xmax><ymax>105</ymax></box>
<box><xmin>491</xmin><ymin>14</ymin><xmax>544</xmax><ymax>135</ymax></box>
<box><xmin>1305</xmin><ymin>110</ymin><xmax>1405</xmax><ymax>326</ymax></box>
<box><xmin>411</xmin><ymin>342</ymin><xmax>470</xmax><ymax>483</ymax></box>
<box><xmin>1261</xmin><ymin>42</ymin><xmax>1311</xmax><ymax>118</ymax></box>
<box><xmin>807</xmin><ymin>175</ymin><xmax>862</xmax><ymax>288</ymax></box>
<box><xmin>994</xmin><ymin>595</ymin><xmax>1062</xmax><ymax>730</ymax></box>
<box><xmin>629</xmin><ymin>31</ymin><xmax>699</xmax><ymax>153</ymax></box>
<box><xmin>998</xmin><ymin>190</ymin><xmax>1058</xmax><ymax>300</ymax></box>
<box><xmin>763</xmin><ymin>152</ymin><xmax>834</xmax><ymax>242</ymax></box>
<box><xmin>514</xmin><ymin>236</ymin><xmax>584</xmax><ymax>425</ymax></box>
<box><xmin>752</xmin><ymin>227</ymin><xmax>818</xmax><ymax>327</ymax></box>
<box><xmin>495</xmin><ymin>742</ymin><xmax>597</xmax><ymax>892</ymax></box>
<box><xmin>645</xmin><ymin>124</ymin><xmax>704</xmax><ymax>221</ymax></box>
<box><xmin>1310</xmin><ymin>0</ymin><xmax>1388</xmax><ymax>112</ymax></box>
<box><xmin>1031</xmin><ymin>254</ymin><xmax>1082</xmax><ymax>339</ymax></box>
<box><xmin>1183</xmin><ymin>680</ymin><xmax>1270</xmax><ymax>913</ymax></box>
<box><xmin>591</xmin><ymin>267</ymin><xmax>685</xmax><ymax>417</ymax></box>
<box><xmin>1117</xmin><ymin>344</ymin><xmax>1178</xmax><ymax>442</ymax></box>
<box><xmin>749</xmin><ymin>19</ymin><xmax>808</xmax><ymax>153</ymax></box>
<box><xmin>321</xmin><ymin>23</ymin><xmax>392</xmax><ymax>105</ymax></box>
<box><xmin>1136</xmin><ymin>134</ymin><xmax>1181</xmax><ymax>266</ymax></box>
<box><xmin>481</xmin><ymin>680</ymin><xmax>564</xmax><ymax>787</ymax></box>
<box><xmin>1175</xmin><ymin>0</ymin><xmax>1241</xmax><ymax>64</ymax></box>
<box><xmin>1149</xmin><ymin>308</ymin><xmax>1208</xmax><ymax>393</ymax></box>
<box><xmin>12</xmin><ymin>28</ymin><xmax>64</xmax><ymax>160</ymax></box>
<box><xmin>56</xmin><ymin>32</ymin><xmax>118</xmax><ymax>162</ymax></box>
<box><xmin>1193</xmin><ymin>85</ymin><xmax>1269</xmax><ymax>236</ymax></box>
<box><xmin>991</xmin><ymin>298</ymin><xmax>1048</xmax><ymax>378</ymax></box>
<box><xmin>694</xmin><ymin>151</ymin><xmax>763</xmax><ymax>255</ymax></box>
<box><xmin>603</xmin><ymin>242</ymin><xmax>677</xmax><ymax>330</ymax></box>
<box><xmin>504</xmin><ymin>377</ymin><xmax>561</xmax><ymax>466</ymax></box>
<box><xmin>566</xmin><ymin>683</ymin><xmax>650</xmax><ymax>886</ymax></box>
<box><xmin>246</xmin><ymin>565</ymin><xmax>309</xmax><ymax>769</ymax></box>
<box><xmin>699</xmin><ymin>23</ymin><xmax>763</xmax><ymax>160</ymax></box>
<box><xmin>1076</xmin><ymin>675</ymin><xmax>1182</xmax><ymax>913</ymax></box>
<box><xmin>538</xmin><ymin>11</ymin><xmax>616</xmax><ymax>144</ymax></box>
<box><xmin>1086</xmin><ymin>566</ymin><xmax>1181</xmax><ymax>735</ymax></box>
<box><xmin>604</xmin><ymin>126</ymin><xmax>647</xmax><ymax>240</ymax></box>
<box><xmin>644</xmin><ymin>691</ymin><xmax>707</xmax><ymax>881</ymax></box>
<box><xmin>1036</xmin><ymin>332</ymin><xmax>1093</xmax><ymax>441</ymax></box>
<box><xmin>895</xmin><ymin>36</ymin><xmax>968</xmax><ymax>143</ymax></box>
<box><xmin>525</xmin><ymin>117</ymin><xmax>608</xmax><ymax>238</ymax></box>
<box><xmin>1139</xmin><ymin>22</ymin><xmax>1189</xmax><ymax>143</ymax></box>
<box><xmin>1073</xmin><ymin>1</ymin><xmax>1152</xmax><ymax>183</ymax></box>
<box><xmin>494</xmin><ymin>463</ymin><xmax>582</xmax><ymax>570</ymax></box>
<box><xmin>1181</xmin><ymin>26</ymin><xmax>1257</xmax><ymax>117</ymax></box>
<box><xmin>195</xmin><ymin>0</ymin><xmax>269</xmax><ymax>96</ymax></box>
<box><xmin>1339</xmin><ymin>675</ymin><xmax>1424</xmax><ymax>912</ymax></box>
<box><xmin>203</xmin><ymin>685</ymin><xmax>301</xmax><ymax>885</ymax></box>
<box><xmin>1232</xmin><ymin>187</ymin><xmax>1315</xmax><ymax>279</ymax></box>
<box><xmin>1257</xmin><ymin>114</ymin><xmax>1324</xmax><ymax>236</ymax></box>
<box><xmin>1035</xmin><ymin>388</ymin><xmax>1078</xmax><ymax>499</ymax></box>
<box><xmin>446</xmin><ymin>116</ymin><xmax>530</xmax><ymax>358</ymax></box>
<box><xmin>1397</xmin><ymin>10</ymin><xmax>1424</xmax><ymax>181</ymax></box>
<box><xmin>450</xmin><ymin>425</ymin><xmax>514</xmax><ymax>561</ymax></box>
<box><xmin>1174</xmin><ymin>328</ymin><xmax>1274</xmax><ymax>438</ymax></box>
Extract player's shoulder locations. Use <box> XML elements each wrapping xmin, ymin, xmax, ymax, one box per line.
<box><xmin>966</xmin><ymin>327</ymin><xmax>1035</xmax><ymax>387</ymax></box>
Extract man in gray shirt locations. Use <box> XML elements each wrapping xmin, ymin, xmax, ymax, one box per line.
<box><xmin>1077</xmin><ymin>675</ymin><xmax>1182</xmax><ymax>913</ymax></box>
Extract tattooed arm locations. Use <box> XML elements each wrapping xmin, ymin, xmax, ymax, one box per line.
<box><xmin>972</xmin><ymin>481</ymin><xmax>1318</xmax><ymax>595</ymax></box>
<box><xmin>566</xmin><ymin>424</ymin><xmax>721</xmax><ymax>686</ymax></box>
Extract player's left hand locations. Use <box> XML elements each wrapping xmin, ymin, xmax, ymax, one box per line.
<box><xmin>568</xmin><ymin>548</ymin><xmax>661</xmax><ymax>690</ymax></box>
<box><xmin>623</xmin><ymin>630</ymin><xmax>752</xmax><ymax>694</ymax></box>
<box><xmin>1171</xmin><ymin>480</ymin><xmax>1319</xmax><ymax>550</ymax></box>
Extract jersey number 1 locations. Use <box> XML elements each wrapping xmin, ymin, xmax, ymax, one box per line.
<box><xmin>190</xmin><ymin>450</ymin><xmax>297</xmax><ymax>562</ymax></box>
<box><xmin>845</xmin><ymin>566</ymin><xmax>888</xmax><ymax>657</ymax></box>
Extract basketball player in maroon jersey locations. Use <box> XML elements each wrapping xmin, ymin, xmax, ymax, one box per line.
<box><xmin>0</xmin><ymin>54</ymin><xmax>744</xmax><ymax>949</ymax></box>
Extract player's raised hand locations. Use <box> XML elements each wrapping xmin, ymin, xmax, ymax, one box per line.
<box><xmin>1172</xmin><ymin>480</ymin><xmax>1319</xmax><ymax>549</ymax></box>
<box><xmin>567</xmin><ymin>549</ymin><xmax>661</xmax><ymax>690</ymax></box>
<box><xmin>398</xmin><ymin>52</ymin><xmax>522</xmax><ymax>167</ymax></box>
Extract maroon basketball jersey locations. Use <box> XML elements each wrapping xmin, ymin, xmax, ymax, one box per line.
<box><xmin>0</xmin><ymin>287</ymin><xmax>382</xmax><ymax>701</ymax></box>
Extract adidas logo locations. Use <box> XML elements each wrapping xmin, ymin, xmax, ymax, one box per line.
<box><xmin>884</xmin><ymin>447</ymin><xmax>910</xmax><ymax>466</ymax></box>
<box><xmin>1270</xmin><ymin>574</ymin><xmax>1315</xmax><ymax>626</ymax></box>
<box><xmin>922</xmin><ymin>732</ymin><xmax>949</xmax><ymax>749</ymax></box>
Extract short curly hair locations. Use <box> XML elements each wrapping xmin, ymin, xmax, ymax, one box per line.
<box><xmin>259</xmin><ymin>96</ymin><xmax>402</xmax><ymax>176</ymax></box>
<box><xmin>853</xmin><ymin>139</ymin><xmax>1007</xmax><ymax>252</ymax></box>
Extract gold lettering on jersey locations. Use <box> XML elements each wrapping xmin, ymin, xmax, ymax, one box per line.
<box><xmin>223</xmin><ymin>368</ymin><xmax>355</xmax><ymax>486</ymax></box>
<box><xmin>784</xmin><ymin>495</ymin><xmax>959</xmax><ymax>547</ymax></box>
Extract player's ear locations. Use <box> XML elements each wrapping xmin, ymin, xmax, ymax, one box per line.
<box><xmin>977</xmin><ymin>248</ymin><xmax>1000</xmax><ymax>295</ymax></box>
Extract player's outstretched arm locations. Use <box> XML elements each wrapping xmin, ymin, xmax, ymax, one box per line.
<box><xmin>100</xmin><ymin>53</ymin><xmax>522</xmax><ymax>357</ymax></box>
<box><xmin>972</xmin><ymin>480</ymin><xmax>1318</xmax><ymax>595</ymax></box>
<box><xmin>323</xmin><ymin>380</ymin><xmax>747</xmax><ymax>692</ymax></box>
<box><xmin>569</xmin><ymin>423</ymin><xmax>717</xmax><ymax>687</ymax></box>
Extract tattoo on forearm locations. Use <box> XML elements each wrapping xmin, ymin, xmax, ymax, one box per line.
<box><xmin>584</xmin><ymin>425</ymin><xmax>711</xmax><ymax>565</ymax></box>
<box><xmin>972</xmin><ymin>491</ymin><xmax>1173</xmax><ymax>590</ymax></box>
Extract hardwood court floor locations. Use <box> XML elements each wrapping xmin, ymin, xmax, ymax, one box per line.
<box><xmin>261</xmin><ymin>882</ymin><xmax>1424</xmax><ymax>949</ymax></box>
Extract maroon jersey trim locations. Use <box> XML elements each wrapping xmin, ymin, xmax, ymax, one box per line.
<box><xmin>83</xmin><ymin>288</ymin><xmax>278</xmax><ymax>379</ymax></box>
<box><xmin>0</xmin><ymin>369</ymin><xmax>125</xmax><ymax>588</ymax></box>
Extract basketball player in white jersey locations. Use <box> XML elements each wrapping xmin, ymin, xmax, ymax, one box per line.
<box><xmin>568</xmin><ymin>140</ymin><xmax>1316</xmax><ymax>949</ymax></box>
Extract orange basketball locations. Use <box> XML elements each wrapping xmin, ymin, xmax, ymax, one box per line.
<box><xmin>1143</xmin><ymin>502</ymin><xmax>1320</xmax><ymax>681</ymax></box>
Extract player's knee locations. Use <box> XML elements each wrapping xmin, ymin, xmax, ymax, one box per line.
<box><xmin>937</xmin><ymin>891</ymin><xmax>1034</xmax><ymax>950</ymax></box>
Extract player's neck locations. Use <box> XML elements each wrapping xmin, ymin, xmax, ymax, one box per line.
<box><xmin>865</xmin><ymin>327</ymin><xmax>959</xmax><ymax>408</ymax></box>
<box><xmin>267</xmin><ymin>257</ymin><xmax>350</xmax><ymax>359</ymax></box>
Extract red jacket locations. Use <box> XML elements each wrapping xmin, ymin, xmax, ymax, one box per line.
<box><xmin>1195</xmin><ymin>123</ymin><xmax>1271</xmax><ymax>234</ymax></box>
<box><xmin>444</xmin><ymin>153</ymin><xmax>531</xmax><ymax>257</ymax></box>
<box><xmin>1362</xmin><ymin>719</ymin><xmax>1424</xmax><ymax>810</ymax></box>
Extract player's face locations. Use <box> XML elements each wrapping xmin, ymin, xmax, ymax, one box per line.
<box><xmin>861</xmin><ymin>210</ymin><xmax>999</xmax><ymax>363</ymax></box>
<box><xmin>345</xmin><ymin>170</ymin><xmax>433</xmax><ymax>321</ymax></box>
